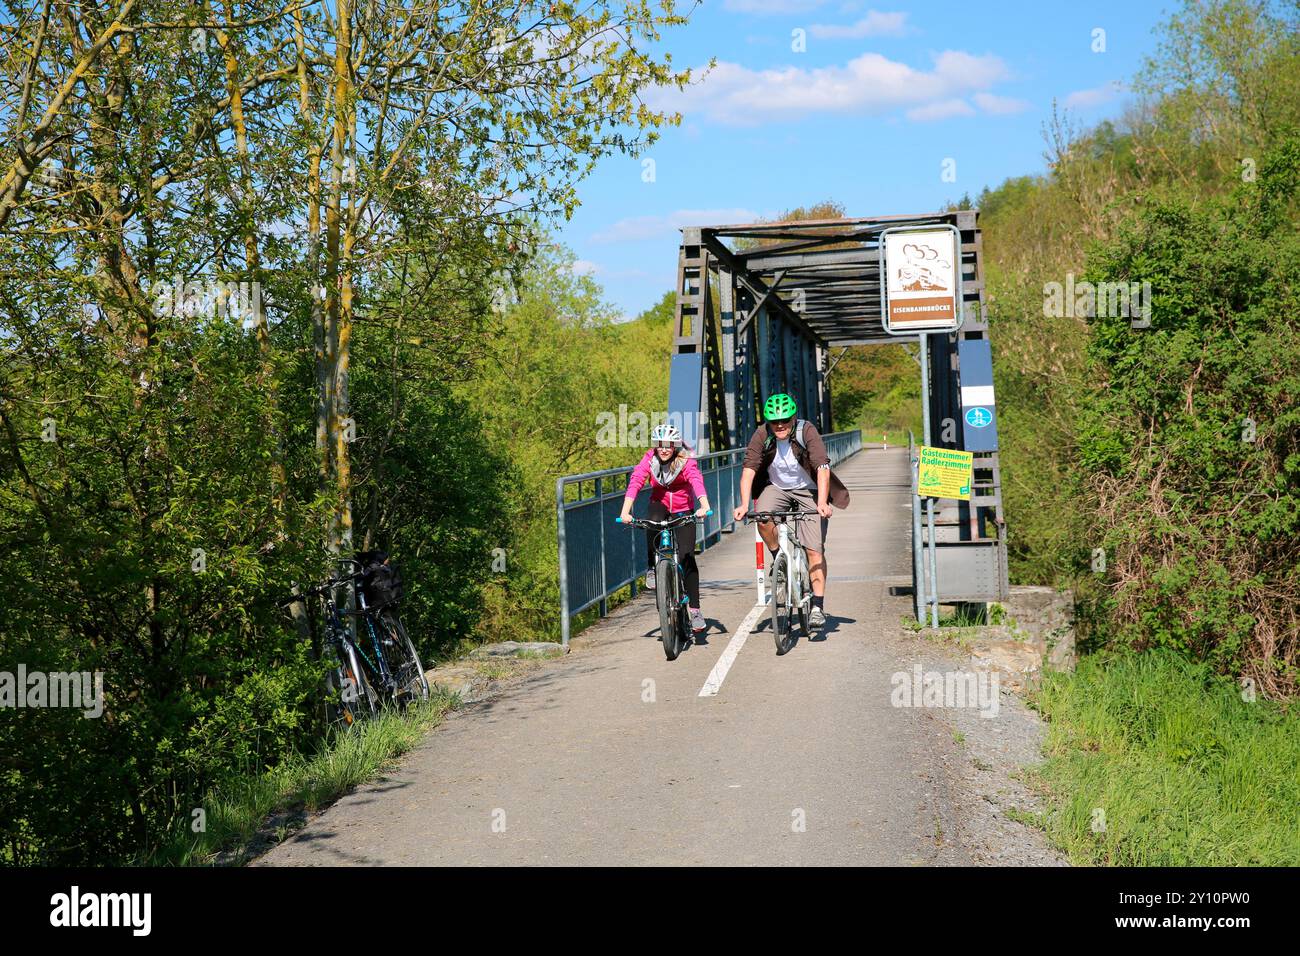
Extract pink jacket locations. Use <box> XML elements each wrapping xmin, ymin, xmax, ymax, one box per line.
<box><xmin>624</xmin><ymin>450</ymin><xmax>707</xmax><ymax>514</ymax></box>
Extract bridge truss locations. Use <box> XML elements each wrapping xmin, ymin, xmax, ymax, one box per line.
<box><xmin>667</xmin><ymin>209</ymin><xmax>1009</xmax><ymax>608</ymax></box>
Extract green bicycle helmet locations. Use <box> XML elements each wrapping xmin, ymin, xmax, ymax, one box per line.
<box><xmin>763</xmin><ymin>393</ymin><xmax>797</xmax><ymax>421</ymax></box>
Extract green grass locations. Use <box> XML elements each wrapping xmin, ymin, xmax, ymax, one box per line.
<box><xmin>1029</xmin><ymin>650</ymin><xmax>1300</xmax><ymax>865</ymax></box>
<box><xmin>145</xmin><ymin>693</ymin><xmax>456</xmax><ymax>866</ymax></box>
<box><xmin>900</xmin><ymin>608</ymin><xmax>1001</xmax><ymax>653</ymax></box>
<box><xmin>901</xmin><ymin>603</ymin><xmax>993</xmax><ymax>632</ymax></box>
<box><xmin>1004</xmin><ymin>807</ymin><xmax>1047</xmax><ymax>831</ymax></box>
<box><xmin>858</xmin><ymin>427</ymin><xmax>913</xmax><ymax>448</ymax></box>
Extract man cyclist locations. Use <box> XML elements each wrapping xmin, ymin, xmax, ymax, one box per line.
<box><xmin>732</xmin><ymin>393</ymin><xmax>850</xmax><ymax>630</ymax></box>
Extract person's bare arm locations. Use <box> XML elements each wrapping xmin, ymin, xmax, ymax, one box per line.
<box><xmin>816</xmin><ymin>465</ymin><xmax>832</xmax><ymax>517</ymax></box>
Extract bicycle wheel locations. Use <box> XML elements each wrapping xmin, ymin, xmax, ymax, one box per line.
<box><xmin>676</xmin><ymin>574</ymin><xmax>692</xmax><ymax>644</ymax></box>
<box><xmin>771</xmin><ymin>554</ymin><xmax>793</xmax><ymax>655</ymax></box>
<box><xmin>796</xmin><ymin>556</ymin><xmax>812</xmax><ymax>637</ymax></box>
<box><xmin>378</xmin><ymin>608</ymin><xmax>429</xmax><ymax>706</ymax></box>
<box><xmin>655</xmin><ymin>556</ymin><xmax>680</xmax><ymax>661</ymax></box>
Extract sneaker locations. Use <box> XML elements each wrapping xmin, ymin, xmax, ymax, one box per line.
<box><xmin>808</xmin><ymin>605</ymin><xmax>826</xmax><ymax>630</ymax></box>
<box><xmin>689</xmin><ymin>607</ymin><xmax>706</xmax><ymax>632</ymax></box>
<box><xmin>644</xmin><ymin>566</ymin><xmax>656</xmax><ymax>589</ymax></box>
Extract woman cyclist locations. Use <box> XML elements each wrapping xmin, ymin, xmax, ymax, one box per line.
<box><xmin>620</xmin><ymin>423</ymin><xmax>712</xmax><ymax>635</ymax></box>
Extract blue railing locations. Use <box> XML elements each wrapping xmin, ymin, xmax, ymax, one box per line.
<box><xmin>556</xmin><ymin>430</ymin><xmax>862</xmax><ymax>646</ymax></box>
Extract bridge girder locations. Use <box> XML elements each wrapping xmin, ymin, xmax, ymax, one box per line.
<box><xmin>666</xmin><ymin>209</ymin><xmax>1008</xmax><ymax>603</ymax></box>
<box><xmin>668</xmin><ymin>210</ymin><xmax>988</xmax><ymax>450</ymax></box>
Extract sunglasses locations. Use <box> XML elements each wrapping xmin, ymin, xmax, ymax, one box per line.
<box><xmin>653</xmin><ymin>442</ymin><xmax>679</xmax><ymax>449</ymax></box>
<box><xmin>770</xmin><ymin>418</ymin><xmax>794</xmax><ymax>428</ymax></box>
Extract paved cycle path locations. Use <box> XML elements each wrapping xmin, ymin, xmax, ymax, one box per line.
<box><xmin>257</xmin><ymin>447</ymin><xmax>998</xmax><ymax>866</ymax></box>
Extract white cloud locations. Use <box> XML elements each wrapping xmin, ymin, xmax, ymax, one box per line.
<box><xmin>1064</xmin><ymin>81</ymin><xmax>1125</xmax><ymax>109</ymax></box>
<box><xmin>591</xmin><ymin>208</ymin><xmax>761</xmax><ymax>244</ymax></box>
<box><xmin>724</xmin><ymin>0</ymin><xmax>827</xmax><ymax>13</ymax></box>
<box><xmin>972</xmin><ymin>91</ymin><xmax>1030</xmax><ymax>115</ymax></box>
<box><xmin>906</xmin><ymin>98</ymin><xmax>975</xmax><ymax>122</ymax></box>
<box><xmin>809</xmin><ymin>11</ymin><xmax>909</xmax><ymax>39</ymax></box>
<box><xmin>567</xmin><ymin>259</ymin><xmax>658</xmax><ymax>280</ymax></box>
<box><xmin>646</xmin><ymin>50</ymin><xmax>1011</xmax><ymax>126</ymax></box>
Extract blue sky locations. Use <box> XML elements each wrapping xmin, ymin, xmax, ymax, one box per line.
<box><xmin>556</xmin><ymin>0</ymin><xmax>1173</xmax><ymax>318</ymax></box>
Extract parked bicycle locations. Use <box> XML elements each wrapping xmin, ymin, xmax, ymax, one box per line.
<box><xmin>746</xmin><ymin>510</ymin><xmax>815</xmax><ymax>655</ymax></box>
<box><xmin>352</xmin><ymin>553</ymin><xmax>429</xmax><ymax>708</ymax></box>
<box><xmin>279</xmin><ymin>557</ymin><xmax>429</xmax><ymax>727</ymax></box>
<box><xmin>616</xmin><ymin>510</ymin><xmax>711</xmax><ymax>661</ymax></box>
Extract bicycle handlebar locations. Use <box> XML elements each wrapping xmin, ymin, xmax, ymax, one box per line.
<box><xmin>615</xmin><ymin>510</ymin><xmax>711</xmax><ymax>529</ymax></box>
<box><xmin>744</xmin><ymin>509</ymin><xmax>815</xmax><ymax>524</ymax></box>
<box><xmin>277</xmin><ymin>569</ymin><xmax>366</xmax><ymax>607</ymax></box>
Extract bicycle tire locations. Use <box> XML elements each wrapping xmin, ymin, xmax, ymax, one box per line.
<box><xmin>656</xmin><ymin>556</ymin><xmax>680</xmax><ymax>661</ymax></box>
<box><xmin>796</xmin><ymin>557</ymin><xmax>812</xmax><ymax>637</ymax></box>
<box><xmin>378</xmin><ymin>609</ymin><xmax>430</xmax><ymax>705</ymax></box>
<box><xmin>771</xmin><ymin>555</ymin><xmax>793</xmax><ymax>655</ymax></box>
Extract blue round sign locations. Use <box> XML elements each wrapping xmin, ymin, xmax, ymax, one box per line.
<box><xmin>965</xmin><ymin>407</ymin><xmax>993</xmax><ymax>428</ymax></box>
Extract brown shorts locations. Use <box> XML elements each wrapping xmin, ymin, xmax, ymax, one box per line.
<box><xmin>755</xmin><ymin>484</ymin><xmax>828</xmax><ymax>554</ymax></box>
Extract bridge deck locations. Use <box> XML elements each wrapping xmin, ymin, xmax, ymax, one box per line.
<box><xmin>257</xmin><ymin>449</ymin><xmax>1047</xmax><ymax>866</ymax></box>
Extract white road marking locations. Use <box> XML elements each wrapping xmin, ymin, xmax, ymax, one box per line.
<box><xmin>698</xmin><ymin>602</ymin><xmax>766</xmax><ymax>698</ymax></box>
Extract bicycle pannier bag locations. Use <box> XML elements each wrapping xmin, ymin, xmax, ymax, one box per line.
<box><xmin>357</xmin><ymin>550</ymin><xmax>404</xmax><ymax>608</ymax></box>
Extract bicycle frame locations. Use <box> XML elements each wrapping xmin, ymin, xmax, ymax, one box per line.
<box><xmin>775</xmin><ymin>521</ymin><xmax>810</xmax><ymax>612</ymax></box>
<box><xmin>353</xmin><ymin>586</ymin><xmax>396</xmax><ymax>693</ymax></box>
<box><xmin>748</xmin><ymin>509</ymin><xmax>814</xmax><ymax>653</ymax></box>
<box><xmin>654</xmin><ymin>527</ymin><xmax>688</xmax><ymax>593</ymax></box>
<box><xmin>320</xmin><ymin>588</ymin><xmax>379</xmax><ymax>682</ymax></box>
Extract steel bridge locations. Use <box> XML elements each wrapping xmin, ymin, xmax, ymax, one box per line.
<box><xmin>558</xmin><ymin>210</ymin><xmax>1009</xmax><ymax>643</ymax></box>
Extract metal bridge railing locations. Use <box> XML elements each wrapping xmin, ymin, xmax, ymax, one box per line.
<box><xmin>557</xmin><ymin>430</ymin><xmax>862</xmax><ymax>647</ymax></box>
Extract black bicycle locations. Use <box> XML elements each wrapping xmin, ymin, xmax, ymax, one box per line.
<box><xmin>280</xmin><ymin>561</ymin><xmax>428</xmax><ymax>727</ymax></box>
<box><xmin>616</xmin><ymin>511</ymin><xmax>710</xmax><ymax>661</ymax></box>
<box><xmin>351</xmin><ymin>557</ymin><xmax>430</xmax><ymax>708</ymax></box>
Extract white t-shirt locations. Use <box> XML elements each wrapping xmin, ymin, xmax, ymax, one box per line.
<box><xmin>769</xmin><ymin>438</ymin><xmax>815</xmax><ymax>491</ymax></box>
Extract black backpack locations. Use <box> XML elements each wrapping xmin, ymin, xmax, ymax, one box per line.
<box><xmin>356</xmin><ymin>550</ymin><xmax>403</xmax><ymax>609</ymax></box>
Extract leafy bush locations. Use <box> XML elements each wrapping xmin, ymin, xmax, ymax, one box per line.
<box><xmin>1075</xmin><ymin>134</ymin><xmax>1300</xmax><ymax>695</ymax></box>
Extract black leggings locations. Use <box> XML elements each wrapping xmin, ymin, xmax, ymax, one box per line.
<box><xmin>646</xmin><ymin>500</ymin><xmax>701</xmax><ymax>608</ymax></box>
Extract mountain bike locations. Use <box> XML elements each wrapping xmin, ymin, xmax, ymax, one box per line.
<box><xmin>354</xmin><ymin>563</ymin><xmax>429</xmax><ymax>707</ymax></box>
<box><xmin>746</xmin><ymin>510</ymin><xmax>814</xmax><ymax>655</ymax></box>
<box><xmin>616</xmin><ymin>510</ymin><xmax>711</xmax><ymax>661</ymax></box>
<box><xmin>280</xmin><ymin>569</ymin><xmax>380</xmax><ymax>727</ymax></box>
<box><xmin>280</xmin><ymin>563</ymin><xmax>428</xmax><ymax>726</ymax></box>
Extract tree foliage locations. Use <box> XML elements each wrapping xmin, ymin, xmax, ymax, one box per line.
<box><xmin>0</xmin><ymin>0</ymin><xmax>693</xmax><ymax>863</ymax></box>
<box><xmin>976</xmin><ymin>0</ymin><xmax>1300</xmax><ymax>696</ymax></box>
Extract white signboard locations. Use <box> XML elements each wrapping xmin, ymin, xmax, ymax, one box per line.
<box><xmin>880</xmin><ymin>225</ymin><xmax>963</xmax><ymax>335</ymax></box>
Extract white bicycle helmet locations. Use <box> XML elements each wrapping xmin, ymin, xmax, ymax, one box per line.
<box><xmin>650</xmin><ymin>423</ymin><xmax>683</xmax><ymax>447</ymax></box>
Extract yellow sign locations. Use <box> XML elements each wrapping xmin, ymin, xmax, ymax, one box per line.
<box><xmin>917</xmin><ymin>445</ymin><xmax>973</xmax><ymax>500</ymax></box>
